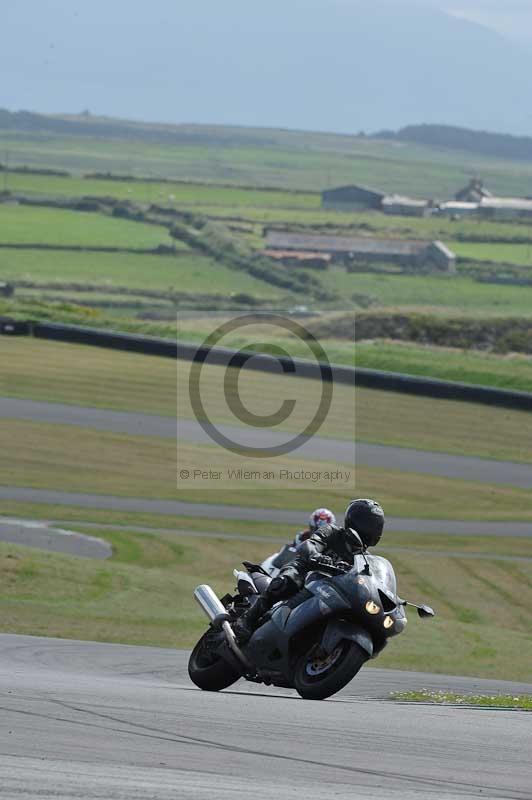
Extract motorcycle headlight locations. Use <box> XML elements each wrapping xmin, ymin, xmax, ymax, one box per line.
<box><xmin>365</xmin><ymin>600</ymin><xmax>381</xmax><ymax>615</ymax></box>
<box><xmin>383</xmin><ymin>616</ymin><xmax>394</xmax><ymax>629</ymax></box>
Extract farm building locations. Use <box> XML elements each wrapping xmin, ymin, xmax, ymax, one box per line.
<box><xmin>381</xmin><ymin>194</ymin><xmax>430</xmax><ymax>217</ymax></box>
<box><xmin>438</xmin><ymin>196</ymin><xmax>532</xmax><ymax>220</ymax></box>
<box><xmin>437</xmin><ymin>200</ymin><xmax>479</xmax><ymax>218</ymax></box>
<box><xmin>322</xmin><ymin>184</ymin><xmax>431</xmax><ymax>217</ymax></box>
<box><xmin>455</xmin><ymin>178</ymin><xmax>492</xmax><ymax>202</ymax></box>
<box><xmin>478</xmin><ymin>197</ymin><xmax>532</xmax><ymax>220</ymax></box>
<box><xmin>260</xmin><ymin>249</ymin><xmax>330</xmax><ymax>269</ymax></box>
<box><xmin>449</xmin><ymin>179</ymin><xmax>532</xmax><ymax>219</ymax></box>
<box><xmin>264</xmin><ymin>230</ymin><xmax>456</xmax><ymax>272</ymax></box>
<box><xmin>321</xmin><ymin>184</ymin><xmax>386</xmax><ymax>211</ymax></box>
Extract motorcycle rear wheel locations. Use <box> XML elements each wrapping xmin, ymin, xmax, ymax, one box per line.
<box><xmin>188</xmin><ymin>631</ymin><xmax>241</xmax><ymax>691</ymax></box>
<box><xmin>294</xmin><ymin>640</ymin><xmax>367</xmax><ymax>700</ymax></box>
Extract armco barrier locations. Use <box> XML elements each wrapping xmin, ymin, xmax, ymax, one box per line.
<box><xmin>2</xmin><ymin>319</ymin><xmax>532</xmax><ymax>411</ymax></box>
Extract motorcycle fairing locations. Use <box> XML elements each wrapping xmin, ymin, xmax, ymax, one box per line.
<box><xmin>244</xmin><ymin>587</ymin><xmax>340</xmax><ymax>681</ymax></box>
<box><xmin>320</xmin><ymin>619</ymin><xmax>374</xmax><ymax>657</ymax></box>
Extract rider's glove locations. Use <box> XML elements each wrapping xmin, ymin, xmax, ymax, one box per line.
<box><xmin>335</xmin><ymin>560</ymin><xmax>351</xmax><ymax>571</ymax></box>
<box><xmin>310</xmin><ymin>554</ymin><xmax>333</xmax><ymax>567</ymax></box>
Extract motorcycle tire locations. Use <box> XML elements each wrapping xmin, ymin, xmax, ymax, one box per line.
<box><xmin>294</xmin><ymin>640</ymin><xmax>367</xmax><ymax>700</ymax></box>
<box><xmin>188</xmin><ymin>631</ymin><xmax>241</xmax><ymax>692</ymax></box>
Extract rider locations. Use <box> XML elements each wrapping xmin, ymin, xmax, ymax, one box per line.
<box><xmin>235</xmin><ymin>499</ymin><xmax>385</xmax><ymax>643</ymax></box>
<box><xmin>263</xmin><ymin>508</ymin><xmax>337</xmax><ymax>575</ymax></box>
<box><xmin>295</xmin><ymin>507</ymin><xmax>337</xmax><ymax>545</ymax></box>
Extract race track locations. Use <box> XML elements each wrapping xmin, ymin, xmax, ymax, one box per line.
<box><xmin>3</xmin><ymin>396</ymin><xmax>532</xmax><ymax>487</ymax></box>
<box><xmin>0</xmin><ymin>518</ymin><xmax>111</xmax><ymax>558</ymax></box>
<box><xmin>1</xmin><ymin>485</ymin><xmax>531</xmax><ymax>538</ymax></box>
<box><xmin>0</xmin><ymin>635</ymin><xmax>530</xmax><ymax>800</ymax></box>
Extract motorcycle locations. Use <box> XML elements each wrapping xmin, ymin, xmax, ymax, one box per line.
<box><xmin>260</xmin><ymin>543</ymin><xmax>298</xmax><ymax>578</ymax></box>
<box><xmin>188</xmin><ymin>530</ymin><xmax>434</xmax><ymax>700</ymax></box>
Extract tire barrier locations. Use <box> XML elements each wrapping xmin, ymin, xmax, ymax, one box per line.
<box><xmin>2</xmin><ymin>318</ymin><xmax>532</xmax><ymax>411</ymax></box>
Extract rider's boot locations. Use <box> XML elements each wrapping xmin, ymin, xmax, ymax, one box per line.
<box><xmin>233</xmin><ymin>574</ymin><xmax>300</xmax><ymax>644</ymax></box>
<box><xmin>233</xmin><ymin>595</ymin><xmax>268</xmax><ymax>644</ymax></box>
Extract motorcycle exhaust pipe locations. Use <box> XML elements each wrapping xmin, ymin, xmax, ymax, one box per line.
<box><xmin>194</xmin><ymin>584</ymin><xmax>227</xmax><ymax>622</ymax></box>
<box><xmin>193</xmin><ymin>584</ymin><xmax>253</xmax><ymax>672</ymax></box>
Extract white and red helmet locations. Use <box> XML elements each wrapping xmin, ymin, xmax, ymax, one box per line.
<box><xmin>309</xmin><ymin>507</ymin><xmax>336</xmax><ymax>531</ymax></box>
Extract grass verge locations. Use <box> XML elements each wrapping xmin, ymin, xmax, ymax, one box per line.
<box><xmin>391</xmin><ymin>691</ymin><xmax>531</xmax><ymax>708</ymax></box>
<box><xmin>1</xmin><ymin>502</ymin><xmax>531</xmax><ymax>559</ymax></box>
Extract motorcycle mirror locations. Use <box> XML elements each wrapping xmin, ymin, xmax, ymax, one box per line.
<box><xmin>417</xmin><ymin>605</ymin><xmax>435</xmax><ymax>619</ymax></box>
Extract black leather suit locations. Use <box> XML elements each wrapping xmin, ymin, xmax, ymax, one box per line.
<box><xmin>237</xmin><ymin>524</ymin><xmax>356</xmax><ymax>639</ymax></box>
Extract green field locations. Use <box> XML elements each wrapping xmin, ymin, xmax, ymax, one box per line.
<box><xmin>2</xmin><ymin>178</ymin><xmax>532</xmax><ymax>345</ymax></box>
<box><xmin>317</xmin><ymin>270</ymin><xmax>532</xmax><ymax>315</ymax></box>
<box><xmin>5</xmin><ymin>169</ymin><xmax>532</xmax><ymax>246</ymax></box>
<box><xmin>0</xmin><ymin>204</ymin><xmax>174</xmax><ymax>249</ymax></box>
<box><xmin>452</xmin><ymin>241</ymin><xmax>532</xmax><ymax>266</ymax></box>
<box><xmin>190</xmin><ymin>203</ymin><xmax>532</xmax><ymax>244</ymax></box>
<box><xmin>4</xmin><ymin>126</ymin><xmax>532</xmax><ymax>196</ymax></box>
<box><xmin>0</xmin><ymin>248</ymin><xmax>281</xmax><ymax>298</ymax></box>
<box><xmin>4</xmin><ymin>171</ymin><xmax>318</xmax><ymax>210</ymax></box>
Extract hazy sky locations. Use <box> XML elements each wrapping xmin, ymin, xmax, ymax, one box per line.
<box><xmin>327</xmin><ymin>0</ymin><xmax>532</xmax><ymax>41</ymax></box>
<box><xmin>423</xmin><ymin>0</ymin><xmax>532</xmax><ymax>40</ymax></box>
<box><xmin>4</xmin><ymin>1</ymin><xmax>532</xmax><ymax>134</ymax></box>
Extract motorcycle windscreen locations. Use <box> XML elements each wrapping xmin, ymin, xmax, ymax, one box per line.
<box><xmin>363</xmin><ymin>555</ymin><xmax>398</xmax><ymax>596</ymax></box>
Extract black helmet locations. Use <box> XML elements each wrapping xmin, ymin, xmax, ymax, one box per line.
<box><xmin>344</xmin><ymin>499</ymin><xmax>384</xmax><ymax>548</ymax></box>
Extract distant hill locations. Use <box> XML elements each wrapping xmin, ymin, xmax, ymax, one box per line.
<box><xmin>3</xmin><ymin>109</ymin><xmax>532</xmax><ymax>166</ymax></box>
<box><xmin>3</xmin><ymin>0</ymin><xmax>532</xmax><ymax>136</ymax></box>
<box><xmin>373</xmin><ymin>125</ymin><xmax>532</xmax><ymax>163</ymax></box>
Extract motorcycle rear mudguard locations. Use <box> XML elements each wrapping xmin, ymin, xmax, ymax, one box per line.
<box><xmin>320</xmin><ymin>619</ymin><xmax>374</xmax><ymax>658</ymax></box>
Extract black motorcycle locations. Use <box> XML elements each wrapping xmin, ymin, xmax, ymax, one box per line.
<box><xmin>188</xmin><ymin>531</ymin><xmax>434</xmax><ymax>700</ymax></box>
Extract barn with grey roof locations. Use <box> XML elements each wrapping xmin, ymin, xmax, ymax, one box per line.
<box><xmin>264</xmin><ymin>230</ymin><xmax>456</xmax><ymax>272</ymax></box>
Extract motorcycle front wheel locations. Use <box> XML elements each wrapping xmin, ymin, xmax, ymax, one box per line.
<box><xmin>188</xmin><ymin>631</ymin><xmax>241</xmax><ymax>691</ymax></box>
<box><xmin>294</xmin><ymin>640</ymin><xmax>367</xmax><ymax>700</ymax></box>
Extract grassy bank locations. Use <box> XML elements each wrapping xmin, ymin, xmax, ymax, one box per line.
<box><xmin>1</xmin><ymin>501</ymin><xmax>531</xmax><ymax>559</ymax></box>
<box><xmin>2</xmin><ymin>418</ymin><xmax>532</xmax><ymax>519</ymax></box>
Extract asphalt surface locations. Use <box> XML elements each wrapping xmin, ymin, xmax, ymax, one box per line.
<box><xmin>4</xmin><ymin>396</ymin><xmax>532</xmax><ymax>487</ymax></box>
<box><xmin>0</xmin><ymin>517</ymin><xmax>111</xmax><ymax>559</ymax></box>
<box><xmin>0</xmin><ymin>635</ymin><xmax>530</xmax><ymax>800</ymax></box>
<box><xmin>2</xmin><ymin>486</ymin><xmax>531</xmax><ymax>538</ymax></box>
